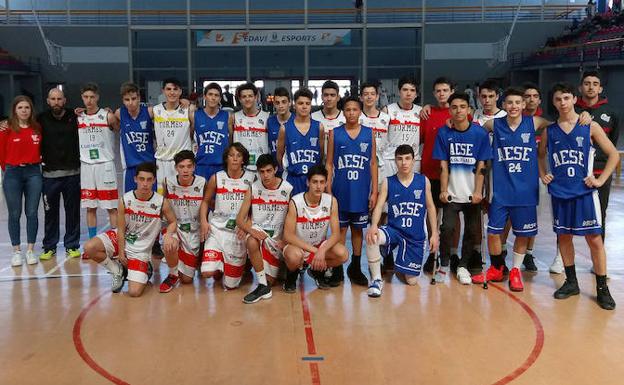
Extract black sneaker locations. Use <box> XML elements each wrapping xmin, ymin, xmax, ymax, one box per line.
<box><xmin>450</xmin><ymin>254</ymin><xmax>460</xmax><ymax>274</ymax></box>
<box><xmin>243</xmin><ymin>283</ymin><xmax>272</xmax><ymax>304</ymax></box>
<box><xmin>423</xmin><ymin>253</ymin><xmax>435</xmax><ymax>274</ymax></box>
<box><xmin>308</xmin><ymin>268</ymin><xmax>330</xmax><ymax>290</ymax></box>
<box><xmin>151</xmin><ymin>241</ymin><xmax>164</xmax><ymax>259</ymax></box>
<box><xmin>383</xmin><ymin>250</ymin><xmax>394</xmax><ymax>271</ymax></box>
<box><xmin>523</xmin><ymin>254</ymin><xmax>538</xmax><ymax>272</ymax></box>
<box><xmin>327</xmin><ymin>265</ymin><xmax>344</xmax><ymax>287</ymax></box>
<box><xmin>597</xmin><ymin>285</ymin><xmax>616</xmax><ymax>310</ymax></box>
<box><xmin>147</xmin><ymin>261</ymin><xmax>154</xmax><ymax>281</ymax></box>
<box><xmin>554</xmin><ymin>280</ymin><xmax>580</xmax><ymax>299</ymax></box>
<box><xmin>283</xmin><ymin>270</ymin><xmax>299</xmax><ymax>293</ymax></box>
<box><xmin>468</xmin><ymin>250</ymin><xmax>483</xmax><ymax>273</ymax></box>
<box><xmin>347</xmin><ymin>263</ymin><xmax>368</xmax><ymax>286</ymax></box>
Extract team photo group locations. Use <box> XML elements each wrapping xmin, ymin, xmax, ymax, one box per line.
<box><xmin>0</xmin><ymin>72</ymin><xmax>618</xmax><ymax>310</ymax></box>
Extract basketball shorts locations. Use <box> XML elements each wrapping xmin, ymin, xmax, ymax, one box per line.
<box><xmin>80</xmin><ymin>161</ymin><xmax>118</xmax><ymax>209</ymax></box>
<box><xmin>156</xmin><ymin>159</ymin><xmax>176</xmax><ymax>195</ymax></box>
<box><xmin>202</xmin><ymin>226</ymin><xmax>247</xmax><ymax>288</ymax></box>
<box><xmin>97</xmin><ymin>229</ymin><xmax>151</xmax><ymax>284</ymax></box>
<box><xmin>175</xmin><ymin>226</ymin><xmax>201</xmax><ymax>278</ymax></box>
<box><xmin>339</xmin><ymin>211</ymin><xmax>369</xmax><ymax>229</ymax></box>
<box><xmin>551</xmin><ymin>191</ymin><xmax>602</xmax><ymax>236</ymax></box>
<box><xmin>285</xmin><ymin>172</ymin><xmax>307</xmax><ymax>196</ymax></box>
<box><xmin>379</xmin><ymin>225</ymin><xmax>426</xmax><ymax>277</ymax></box>
<box><xmin>283</xmin><ymin>240</ymin><xmax>326</xmax><ymax>267</ymax></box>
<box><xmin>195</xmin><ymin>164</ymin><xmax>223</xmax><ymax>183</ymax></box>
<box><xmin>247</xmin><ymin>226</ymin><xmax>284</xmax><ymax>278</ymax></box>
<box><xmin>487</xmin><ymin>200</ymin><xmax>538</xmax><ymax>237</ymax></box>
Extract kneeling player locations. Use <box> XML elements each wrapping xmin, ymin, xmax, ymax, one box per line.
<box><xmin>199</xmin><ymin>143</ymin><xmax>255</xmax><ymax>289</ymax></box>
<box><xmin>236</xmin><ymin>154</ymin><xmax>293</xmax><ymax>303</ymax></box>
<box><xmin>365</xmin><ymin>145</ymin><xmax>439</xmax><ymax>297</ymax></box>
<box><xmin>84</xmin><ymin>162</ymin><xmax>178</xmax><ymax>297</ymax></box>
<box><xmin>282</xmin><ymin>165</ymin><xmax>349</xmax><ymax>292</ymax></box>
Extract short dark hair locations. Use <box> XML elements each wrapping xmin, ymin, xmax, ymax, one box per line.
<box><xmin>395</xmin><ymin>144</ymin><xmax>414</xmax><ymax>158</ymax></box>
<box><xmin>521</xmin><ymin>82</ymin><xmax>541</xmax><ymax>98</ymax></box>
<box><xmin>433</xmin><ymin>77</ymin><xmax>456</xmax><ymax>90</ymax></box>
<box><xmin>581</xmin><ymin>70</ymin><xmax>601</xmax><ymax>83</ymax></box>
<box><xmin>162</xmin><ymin>78</ymin><xmax>182</xmax><ymax>89</ymax></box>
<box><xmin>223</xmin><ymin>142</ymin><xmax>250</xmax><ymax>167</ymax></box>
<box><xmin>551</xmin><ymin>82</ymin><xmax>577</xmax><ymax>97</ymax></box>
<box><xmin>448</xmin><ymin>92</ymin><xmax>470</xmax><ymax>105</ymax></box>
<box><xmin>342</xmin><ymin>96</ymin><xmax>363</xmax><ymax>110</ymax></box>
<box><xmin>236</xmin><ymin>82</ymin><xmax>258</xmax><ymax>98</ymax></box>
<box><xmin>321</xmin><ymin>80</ymin><xmax>339</xmax><ymax>93</ymax></box>
<box><xmin>398</xmin><ymin>76</ymin><xmax>419</xmax><ymax>92</ymax></box>
<box><xmin>80</xmin><ymin>82</ymin><xmax>99</xmax><ymax>95</ymax></box>
<box><xmin>120</xmin><ymin>82</ymin><xmax>139</xmax><ymax>97</ymax></box>
<box><xmin>294</xmin><ymin>88</ymin><xmax>313</xmax><ymax>102</ymax></box>
<box><xmin>204</xmin><ymin>82</ymin><xmax>222</xmax><ymax>97</ymax></box>
<box><xmin>273</xmin><ymin>87</ymin><xmax>291</xmax><ymax>100</ymax></box>
<box><xmin>256</xmin><ymin>154</ymin><xmax>278</xmax><ymax>170</ymax></box>
<box><xmin>359</xmin><ymin>82</ymin><xmax>378</xmax><ymax>94</ymax></box>
<box><xmin>502</xmin><ymin>87</ymin><xmax>525</xmax><ymax>100</ymax></box>
<box><xmin>479</xmin><ymin>79</ymin><xmax>500</xmax><ymax>94</ymax></box>
<box><xmin>135</xmin><ymin>162</ymin><xmax>157</xmax><ymax>177</ymax></box>
<box><xmin>174</xmin><ymin>150</ymin><xmax>196</xmax><ymax>165</ymax></box>
<box><xmin>306</xmin><ymin>164</ymin><xmax>328</xmax><ymax>181</ymax></box>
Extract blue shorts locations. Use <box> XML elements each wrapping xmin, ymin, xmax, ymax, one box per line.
<box><xmin>124</xmin><ymin>167</ymin><xmax>156</xmax><ymax>193</ymax></box>
<box><xmin>380</xmin><ymin>226</ymin><xmax>426</xmax><ymax>277</ymax></box>
<box><xmin>196</xmin><ymin>164</ymin><xmax>223</xmax><ymax>182</ymax></box>
<box><xmin>339</xmin><ymin>211</ymin><xmax>369</xmax><ymax>228</ymax></box>
<box><xmin>286</xmin><ymin>173</ymin><xmax>307</xmax><ymax>196</ymax></box>
<box><xmin>552</xmin><ymin>191</ymin><xmax>602</xmax><ymax>235</ymax></box>
<box><xmin>487</xmin><ymin>200</ymin><xmax>538</xmax><ymax>237</ymax></box>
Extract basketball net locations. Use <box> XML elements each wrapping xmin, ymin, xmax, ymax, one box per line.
<box><xmin>31</xmin><ymin>1</ymin><xmax>67</xmax><ymax>69</ymax></box>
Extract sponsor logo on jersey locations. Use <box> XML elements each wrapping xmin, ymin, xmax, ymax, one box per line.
<box><xmin>259</xmin><ymin>119</ymin><xmax>265</xmax><ymax>125</ymax></box>
<box><xmin>601</xmin><ymin>113</ymin><xmax>611</xmax><ymax>123</ymax></box>
<box><xmin>414</xmin><ymin>189</ymin><xmax>422</xmax><ymax>200</ymax></box>
<box><xmin>360</xmin><ymin>142</ymin><xmax>369</xmax><ymax>153</ymax></box>
<box><xmin>521</xmin><ymin>133</ymin><xmax>531</xmax><ymax>144</ymax></box>
<box><xmin>140</xmin><ymin>121</ymin><xmax>147</xmax><ymax>130</ymax></box>
<box><xmin>98</xmin><ymin>114</ymin><xmax>104</xmax><ymax>120</ymax></box>
<box><xmin>217</xmin><ymin>121</ymin><xmax>224</xmax><ymax>130</ymax></box>
<box><xmin>576</xmin><ymin>136</ymin><xmax>584</xmax><ymax>147</ymax></box>
<box><xmin>310</xmin><ymin>137</ymin><xmax>318</xmax><ymax>146</ymax></box>
<box><xmin>150</xmin><ymin>203</ymin><xmax>158</xmax><ymax>210</ymax></box>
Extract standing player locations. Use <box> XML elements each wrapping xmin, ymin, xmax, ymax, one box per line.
<box><xmin>473</xmin><ymin>79</ymin><xmax>507</xmax><ymax>125</ymax></box>
<box><xmin>277</xmin><ymin>88</ymin><xmax>325</xmax><ymax>195</ymax></box>
<box><xmin>365</xmin><ymin>144</ymin><xmax>439</xmax><ymax>296</ymax></box>
<box><xmin>538</xmin><ymin>82</ymin><xmax>618</xmax><ymax>310</ymax></box>
<box><xmin>233</xmin><ymin>82</ymin><xmax>270</xmax><ymax>172</ymax></box>
<box><xmin>83</xmin><ymin>162</ymin><xmax>178</xmax><ymax>296</ymax></box>
<box><xmin>236</xmin><ymin>154</ymin><xmax>293</xmax><ymax>303</ymax></box>
<box><xmin>360</xmin><ymin>82</ymin><xmax>390</xmax><ymax>187</ymax></box>
<box><xmin>78</xmin><ymin>83</ymin><xmax>119</xmax><ymax>239</ymax></box>
<box><xmin>281</xmin><ymin>165</ymin><xmax>349</xmax><ymax>291</ymax></box>
<box><xmin>199</xmin><ymin>143</ymin><xmax>255</xmax><ymax>289</ymax></box>
<box><xmin>192</xmin><ymin>82</ymin><xmax>232</xmax><ymax>181</ymax></box>
<box><xmin>326</xmin><ymin>97</ymin><xmax>377</xmax><ymax>286</ymax></box>
<box><xmin>311</xmin><ymin>81</ymin><xmax>346</xmax><ymax>146</ymax></box>
<box><xmin>267</xmin><ymin>87</ymin><xmax>293</xmax><ymax>177</ymax></box>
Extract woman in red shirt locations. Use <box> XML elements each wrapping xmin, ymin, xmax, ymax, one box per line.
<box><xmin>0</xmin><ymin>95</ymin><xmax>43</xmax><ymax>266</ymax></box>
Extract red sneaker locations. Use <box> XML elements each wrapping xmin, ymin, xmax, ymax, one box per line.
<box><xmin>471</xmin><ymin>265</ymin><xmax>505</xmax><ymax>284</ymax></box>
<box><xmin>159</xmin><ymin>274</ymin><xmax>180</xmax><ymax>293</ymax></box>
<box><xmin>508</xmin><ymin>267</ymin><xmax>524</xmax><ymax>292</ymax></box>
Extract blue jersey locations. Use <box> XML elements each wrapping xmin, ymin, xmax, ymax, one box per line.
<box><xmin>119</xmin><ymin>105</ymin><xmax>155</xmax><ymax>169</ymax></box>
<box><xmin>491</xmin><ymin>116</ymin><xmax>539</xmax><ymax>206</ymax></box>
<box><xmin>387</xmin><ymin>174</ymin><xmax>428</xmax><ymax>241</ymax></box>
<box><xmin>285</xmin><ymin>119</ymin><xmax>321</xmax><ymax>176</ymax></box>
<box><xmin>267</xmin><ymin>113</ymin><xmax>292</xmax><ymax>173</ymax></box>
<box><xmin>547</xmin><ymin>121</ymin><xmax>595</xmax><ymax>199</ymax></box>
<box><xmin>332</xmin><ymin>125</ymin><xmax>373</xmax><ymax>213</ymax></box>
<box><xmin>194</xmin><ymin>109</ymin><xmax>230</xmax><ymax>166</ymax></box>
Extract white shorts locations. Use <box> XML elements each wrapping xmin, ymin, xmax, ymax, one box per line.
<box><xmin>175</xmin><ymin>227</ymin><xmax>201</xmax><ymax>278</ymax></box>
<box><xmin>81</xmin><ymin>161</ymin><xmax>118</xmax><ymax>209</ymax></box>
<box><xmin>156</xmin><ymin>159</ymin><xmax>176</xmax><ymax>195</ymax></box>
<box><xmin>97</xmin><ymin>229</ymin><xmax>151</xmax><ymax>284</ymax></box>
<box><xmin>247</xmin><ymin>226</ymin><xmax>283</xmax><ymax>278</ymax></box>
<box><xmin>202</xmin><ymin>226</ymin><xmax>247</xmax><ymax>288</ymax></box>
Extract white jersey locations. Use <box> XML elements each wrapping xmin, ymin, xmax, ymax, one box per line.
<box><xmin>360</xmin><ymin>110</ymin><xmax>389</xmax><ymax>166</ymax></box>
<box><xmin>472</xmin><ymin>108</ymin><xmax>507</xmax><ymax>126</ymax></box>
<box><xmin>153</xmin><ymin>103</ymin><xmax>192</xmax><ymax>161</ymax></box>
<box><xmin>165</xmin><ymin>175</ymin><xmax>205</xmax><ymax>234</ymax></box>
<box><xmin>233</xmin><ymin>110</ymin><xmax>270</xmax><ymax>170</ymax></box>
<box><xmin>77</xmin><ymin>109</ymin><xmax>115</xmax><ymax>164</ymax></box>
<box><xmin>251</xmin><ymin>179</ymin><xmax>293</xmax><ymax>240</ymax></box>
<box><xmin>210</xmin><ymin>170</ymin><xmax>255</xmax><ymax>232</ymax></box>
<box><xmin>291</xmin><ymin>192</ymin><xmax>332</xmax><ymax>247</ymax></box>
<box><xmin>385</xmin><ymin>102</ymin><xmax>422</xmax><ymax>160</ymax></box>
<box><xmin>123</xmin><ymin>191</ymin><xmax>164</xmax><ymax>259</ymax></box>
<box><xmin>311</xmin><ymin>109</ymin><xmax>346</xmax><ymax>135</ymax></box>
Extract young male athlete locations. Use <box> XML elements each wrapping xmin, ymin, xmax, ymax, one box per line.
<box><xmin>233</xmin><ymin>82</ymin><xmax>270</xmax><ymax>172</ymax></box>
<box><xmin>78</xmin><ymin>83</ymin><xmax>120</xmax><ymax>239</ymax></box>
<box><xmin>277</xmin><ymin>88</ymin><xmax>325</xmax><ymax>195</ymax></box>
<box><xmin>538</xmin><ymin>82</ymin><xmax>617</xmax><ymax>310</ymax></box>
<box><xmin>311</xmin><ymin>80</ymin><xmax>346</xmax><ymax>145</ymax></box>
<box><xmin>199</xmin><ymin>143</ymin><xmax>255</xmax><ymax>289</ymax></box>
<box><xmin>267</xmin><ymin>87</ymin><xmax>293</xmax><ymax>177</ymax></box>
<box><xmin>365</xmin><ymin>144</ymin><xmax>439</xmax><ymax>297</ymax></box>
<box><xmin>360</xmin><ymin>82</ymin><xmax>390</xmax><ymax>187</ymax></box>
<box><xmin>281</xmin><ymin>165</ymin><xmax>348</xmax><ymax>291</ymax></box>
<box><xmin>326</xmin><ymin>97</ymin><xmax>377</xmax><ymax>286</ymax></box>
<box><xmin>236</xmin><ymin>154</ymin><xmax>293</xmax><ymax>303</ymax></box>
<box><xmin>84</xmin><ymin>162</ymin><xmax>178</xmax><ymax>296</ymax></box>
<box><xmin>473</xmin><ymin>79</ymin><xmax>507</xmax><ymax>125</ymax></box>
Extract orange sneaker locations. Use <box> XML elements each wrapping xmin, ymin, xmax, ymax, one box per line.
<box><xmin>508</xmin><ymin>267</ymin><xmax>524</xmax><ymax>292</ymax></box>
<box><xmin>471</xmin><ymin>265</ymin><xmax>505</xmax><ymax>284</ymax></box>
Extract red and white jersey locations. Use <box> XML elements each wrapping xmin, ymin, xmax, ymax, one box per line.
<box><xmin>78</xmin><ymin>109</ymin><xmax>115</xmax><ymax>164</ymax></box>
<box><xmin>291</xmin><ymin>192</ymin><xmax>332</xmax><ymax>247</ymax></box>
<box><xmin>210</xmin><ymin>170</ymin><xmax>254</xmax><ymax>232</ymax></box>
<box><xmin>360</xmin><ymin>110</ymin><xmax>389</xmax><ymax>165</ymax></box>
<box><xmin>472</xmin><ymin>108</ymin><xmax>507</xmax><ymax>126</ymax></box>
<box><xmin>153</xmin><ymin>103</ymin><xmax>192</xmax><ymax>161</ymax></box>
<box><xmin>233</xmin><ymin>110</ymin><xmax>270</xmax><ymax>170</ymax></box>
<box><xmin>251</xmin><ymin>179</ymin><xmax>293</xmax><ymax>240</ymax></box>
<box><xmin>123</xmin><ymin>191</ymin><xmax>164</xmax><ymax>259</ymax></box>
<box><xmin>311</xmin><ymin>109</ymin><xmax>346</xmax><ymax>135</ymax></box>
<box><xmin>386</xmin><ymin>102</ymin><xmax>422</xmax><ymax>160</ymax></box>
<box><xmin>165</xmin><ymin>175</ymin><xmax>205</xmax><ymax>234</ymax></box>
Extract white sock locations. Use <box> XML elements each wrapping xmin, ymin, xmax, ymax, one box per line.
<box><xmin>450</xmin><ymin>247</ymin><xmax>458</xmax><ymax>256</ymax></box>
<box><xmin>513</xmin><ymin>251</ymin><xmax>524</xmax><ymax>269</ymax></box>
<box><xmin>256</xmin><ymin>270</ymin><xmax>267</xmax><ymax>286</ymax></box>
<box><xmin>170</xmin><ymin>266</ymin><xmax>179</xmax><ymax>276</ymax></box>
<box><xmin>369</xmin><ymin>261</ymin><xmax>382</xmax><ymax>281</ymax></box>
<box><xmin>526</xmin><ymin>248</ymin><xmax>533</xmax><ymax>256</ymax></box>
<box><xmin>101</xmin><ymin>256</ymin><xmax>121</xmax><ymax>275</ymax></box>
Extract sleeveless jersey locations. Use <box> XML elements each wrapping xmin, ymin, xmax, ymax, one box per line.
<box><xmin>119</xmin><ymin>105</ymin><xmax>155</xmax><ymax>169</ymax></box>
<box><xmin>311</xmin><ymin>109</ymin><xmax>345</xmax><ymax>134</ymax></box>
<box><xmin>547</xmin><ymin>122</ymin><xmax>595</xmax><ymax>199</ymax></box>
<box><xmin>360</xmin><ymin>111</ymin><xmax>389</xmax><ymax>166</ymax></box>
<box><xmin>386</xmin><ymin>102</ymin><xmax>422</xmax><ymax>160</ymax></box>
<box><xmin>332</xmin><ymin>125</ymin><xmax>373</xmax><ymax>213</ymax></box>
<box><xmin>153</xmin><ymin>103</ymin><xmax>192</xmax><ymax>161</ymax></box>
<box><xmin>165</xmin><ymin>175</ymin><xmax>206</xmax><ymax>234</ymax></box>
<box><xmin>386</xmin><ymin>174</ymin><xmax>428</xmax><ymax>241</ymax></box>
<box><xmin>285</xmin><ymin>119</ymin><xmax>321</xmax><ymax>176</ymax></box>
<box><xmin>210</xmin><ymin>170</ymin><xmax>254</xmax><ymax>231</ymax></box>
<box><xmin>77</xmin><ymin>109</ymin><xmax>115</xmax><ymax>164</ymax></box>
<box><xmin>123</xmin><ymin>191</ymin><xmax>164</xmax><ymax>258</ymax></box>
<box><xmin>194</xmin><ymin>109</ymin><xmax>230</xmax><ymax>166</ymax></box>
<box><xmin>251</xmin><ymin>179</ymin><xmax>293</xmax><ymax>240</ymax></box>
<box><xmin>267</xmin><ymin>113</ymin><xmax>292</xmax><ymax>170</ymax></box>
<box><xmin>472</xmin><ymin>108</ymin><xmax>507</xmax><ymax>126</ymax></box>
<box><xmin>233</xmin><ymin>110</ymin><xmax>270</xmax><ymax>170</ymax></box>
<box><xmin>291</xmin><ymin>192</ymin><xmax>332</xmax><ymax>247</ymax></box>
<box><xmin>491</xmin><ymin>116</ymin><xmax>539</xmax><ymax>206</ymax></box>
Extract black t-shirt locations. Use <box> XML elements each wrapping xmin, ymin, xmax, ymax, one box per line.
<box><xmin>37</xmin><ymin>108</ymin><xmax>80</xmax><ymax>172</ymax></box>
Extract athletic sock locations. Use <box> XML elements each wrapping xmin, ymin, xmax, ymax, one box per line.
<box><xmin>501</xmin><ymin>245</ymin><xmax>508</xmax><ymax>255</ymax></box>
<box><xmin>369</xmin><ymin>261</ymin><xmax>382</xmax><ymax>281</ymax></box>
<box><xmin>101</xmin><ymin>256</ymin><xmax>121</xmax><ymax>275</ymax></box>
<box><xmin>526</xmin><ymin>247</ymin><xmax>533</xmax><ymax>255</ymax></box>
<box><xmin>170</xmin><ymin>266</ymin><xmax>179</xmax><ymax>276</ymax></box>
<box><xmin>256</xmin><ymin>270</ymin><xmax>267</xmax><ymax>286</ymax></box>
<box><xmin>512</xmin><ymin>251</ymin><xmax>525</xmax><ymax>269</ymax></box>
<box><xmin>350</xmin><ymin>255</ymin><xmax>361</xmax><ymax>269</ymax></box>
<box><xmin>564</xmin><ymin>264</ymin><xmax>577</xmax><ymax>283</ymax></box>
<box><xmin>450</xmin><ymin>247</ymin><xmax>458</xmax><ymax>256</ymax></box>
<box><xmin>491</xmin><ymin>253</ymin><xmax>504</xmax><ymax>269</ymax></box>
<box><xmin>596</xmin><ymin>274</ymin><xmax>607</xmax><ymax>289</ymax></box>
<box><xmin>88</xmin><ymin>226</ymin><xmax>97</xmax><ymax>239</ymax></box>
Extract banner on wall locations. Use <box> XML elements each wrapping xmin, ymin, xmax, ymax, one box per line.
<box><xmin>196</xmin><ymin>29</ymin><xmax>351</xmax><ymax>47</ymax></box>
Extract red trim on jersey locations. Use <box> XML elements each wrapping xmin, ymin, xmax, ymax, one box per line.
<box><xmin>389</xmin><ymin>119</ymin><xmax>420</xmax><ymax>126</ymax></box>
<box><xmin>77</xmin><ymin>123</ymin><xmax>109</xmax><ymax>129</ymax></box>
<box><xmin>104</xmin><ymin>230</ymin><xmax>119</xmax><ymax>256</ymax></box>
<box><xmin>125</xmin><ymin>207</ymin><xmax>160</xmax><ymax>218</ymax></box>
<box><xmin>215</xmin><ymin>187</ymin><xmax>248</xmax><ymax>194</ymax></box>
<box><xmin>127</xmin><ymin>258</ymin><xmax>149</xmax><ymax>274</ymax></box>
<box><xmin>261</xmin><ymin>242</ymin><xmax>280</xmax><ymax>268</ymax></box>
<box><xmin>166</xmin><ymin>193</ymin><xmax>203</xmax><ymax>201</ymax></box>
<box><xmin>372</xmin><ymin>127</ymin><xmax>388</xmax><ymax>133</ymax></box>
<box><xmin>296</xmin><ymin>216</ymin><xmax>330</xmax><ymax>223</ymax></box>
<box><xmin>233</xmin><ymin>125</ymin><xmax>267</xmax><ymax>133</ymax></box>
<box><xmin>251</xmin><ymin>197</ymin><xmax>289</xmax><ymax>205</ymax></box>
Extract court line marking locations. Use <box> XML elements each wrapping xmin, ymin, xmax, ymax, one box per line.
<box><xmin>299</xmin><ymin>278</ymin><xmax>322</xmax><ymax>385</ymax></box>
<box><xmin>0</xmin><ymin>273</ymin><xmax>108</xmax><ymax>282</ymax></box>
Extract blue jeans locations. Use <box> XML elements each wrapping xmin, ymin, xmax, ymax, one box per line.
<box><xmin>2</xmin><ymin>164</ymin><xmax>42</xmax><ymax>246</ymax></box>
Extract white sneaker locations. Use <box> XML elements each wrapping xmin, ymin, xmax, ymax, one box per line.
<box><xmin>434</xmin><ymin>265</ymin><xmax>449</xmax><ymax>283</ymax></box>
<box><xmin>457</xmin><ymin>267</ymin><xmax>472</xmax><ymax>285</ymax></box>
<box><xmin>11</xmin><ymin>250</ymin><xmax>23</xmax><ymax>267</ymax></box>
<box><xmin>549</xmin><ymin>254</ymin><xmax>564</xmax><ymax>274</ymax></box>
<box><xmin>26</xmin><ymin>250</ymin><xmax>38</xmax><ymax>265</ymax></box>
<box><xmin>367</xmin><ymin>279</ymin><xmax>384</xmax><ymax>297</ymax></box>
